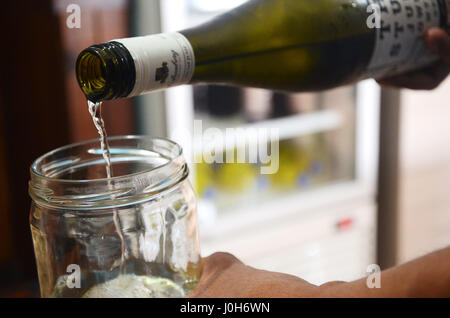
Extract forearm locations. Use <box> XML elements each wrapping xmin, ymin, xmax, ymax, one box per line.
<box><xmin>316</xmin><ymin>247</ymin><xmax>450</xmax><ymax>297</ymax></box>
<box><xmin>190</xmin><ymin>248</ymin><xmax>450</xmax><ymax>298</ymax></box>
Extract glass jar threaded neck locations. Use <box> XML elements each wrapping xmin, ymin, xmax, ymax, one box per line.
<box><xmin>29</xmin><ymin>136</ymin><xmax>188</xmax><ymax>211</ymax></box>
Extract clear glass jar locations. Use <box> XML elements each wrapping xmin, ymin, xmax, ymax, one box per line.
<box><xmin>29</xmin><ymin>136</ymin><xmax>201</xmax><ymax>298</ymax></box>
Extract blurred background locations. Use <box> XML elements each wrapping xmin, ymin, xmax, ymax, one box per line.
<box><xmin>0</xmin><ymin>0</ymin><xmax>449</xmax><ymax>297</ymax></box>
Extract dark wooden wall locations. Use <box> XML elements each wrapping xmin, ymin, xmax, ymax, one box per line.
<box><xmin>0</xmin><ymin>1</ymin><xmax>71</xmax><ymax>295</ymax></box>
<box><xmin>0</xmin><ymin>0</ymin><xmax>134</xmax><ymax>296</ymax></box>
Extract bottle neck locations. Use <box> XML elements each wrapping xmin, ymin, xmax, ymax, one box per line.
<box><xmin>114</xmin><ymin>32</ymin><xmax>195</xmax><ymax>97</ymax></box>
<box><xmin>76</xmin><ymin>41</ymin><xmax>136</xmax><ymax>102</ymax></box>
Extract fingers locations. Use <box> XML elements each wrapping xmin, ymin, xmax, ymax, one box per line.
<box><xmin>377</xmin><ymin>61</ymin><xmax>450</xmax><ymax>90</ymax></box>
<box><xmin>425</xmin><ymin>27</ymin><xmax>450</xmax><ymax>65</ymax></box>
<box><xmin>187</xmin><ymin>252</ymin><xmax>243</xmax><ymax>298</ymax></box>
<box><xmin>200</xmin><ymin>252</ymin><xmax>243</xmax><ymax>275</ymax></box>
<box><xmin>376</xmin><ymin>27</ymin><xmax>450</xmax><ymax>90</ymax></box>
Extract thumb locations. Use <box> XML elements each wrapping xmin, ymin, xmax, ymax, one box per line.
<box><xmin>425</xmin><ymin>27</ymin><xmax>450</xmax><ymax>65</ymax></box>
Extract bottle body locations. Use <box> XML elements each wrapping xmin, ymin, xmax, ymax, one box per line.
<box><xmin>76</xmin><ymin>0</ymin><xmax>449</xmax><ymax>102</ymax></box>
<box><xmin>185</xmin><ymin>0</ymin><xmax>374</xmax><ymax>91</ymax></box>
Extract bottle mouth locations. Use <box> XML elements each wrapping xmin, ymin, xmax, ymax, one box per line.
<box><xmin>76</xmin><ymin>41</ymin><xmax>136</xmax><ymax>102</ymax></box>
<box><xmin>76</xmin><ymin>48</ymin><xmax>109</xmax><ymax>102</ymax></box>
<box><xmin>29</xmin><ymin>136</ymin><xmax>188</xmax><ymax>210</ymax></box>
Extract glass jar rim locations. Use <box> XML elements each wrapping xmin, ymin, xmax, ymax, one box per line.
<box><xmin>30</xmin><ymin>135</ymin><xmax>182</xmax><ymax>182</ymax></box>
<box><xmin>29</xmin><ymin>135</ymin><xmax>189</xmax><ymax>210</ymax></box>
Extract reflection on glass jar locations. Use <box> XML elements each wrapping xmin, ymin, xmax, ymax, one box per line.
<box><xmin>29</xmin><ymin>136</ymin><xmax>201</xmax><ymax>298</ymax></box>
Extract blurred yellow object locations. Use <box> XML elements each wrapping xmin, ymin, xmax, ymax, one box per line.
<box><xmin>305</xmin><ymin>133</ymin><xmax>330</xmax><ymax>184</ymax></box>
<box><xmin>195</xmin><ymin>160</ymin><xmax>214</xmax><ymax>197</ymax></box>
<box><xmin>216</xmin><ymin>162</ymin><xmax>257</xmax><ymax>192</ymax></box>
<box><xmin>269</xmin><ymin>140</ymin><xmax>309</xmax><ymax>188</ymax></box>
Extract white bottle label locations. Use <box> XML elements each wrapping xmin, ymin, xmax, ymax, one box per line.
<box><xmin>365</xmin><ymin>0</ymin><xmax>444</xmax><ymax>79</ymax></box>
<box><xmin>115</xmin><ymin>32</ymin><xmax>195</xmax><ymax>96</ymax></box>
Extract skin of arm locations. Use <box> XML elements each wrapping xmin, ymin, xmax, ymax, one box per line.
<box><xmin>188</xmin><ymin>247</ymin><xmax>450</xmax><ymax>298</ymax></box>
<box><xmin>318</xmin><ymin>246</ymin><xmax>450</xmax><ymax>297</ymax></box>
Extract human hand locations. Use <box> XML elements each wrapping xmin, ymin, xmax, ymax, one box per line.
<box><xmin>187</xmin><ymin>252</ymin><xmax>320</xmax><ymax>298</ymax></box>
<box><xmin>188</xmin><ymin>248</ymin><xmax>450</xmax><ymax>298</ymax></box>
<box><xmin>377</xmin><ymin>27</ymin><xmax>450</xmax><ymax>90</ymax></box>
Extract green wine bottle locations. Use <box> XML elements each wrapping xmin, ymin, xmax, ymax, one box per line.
<box><xmin>76</xmin><ymin>0</ymin><xmax>449</xmax><ymax>102</ymax></box>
